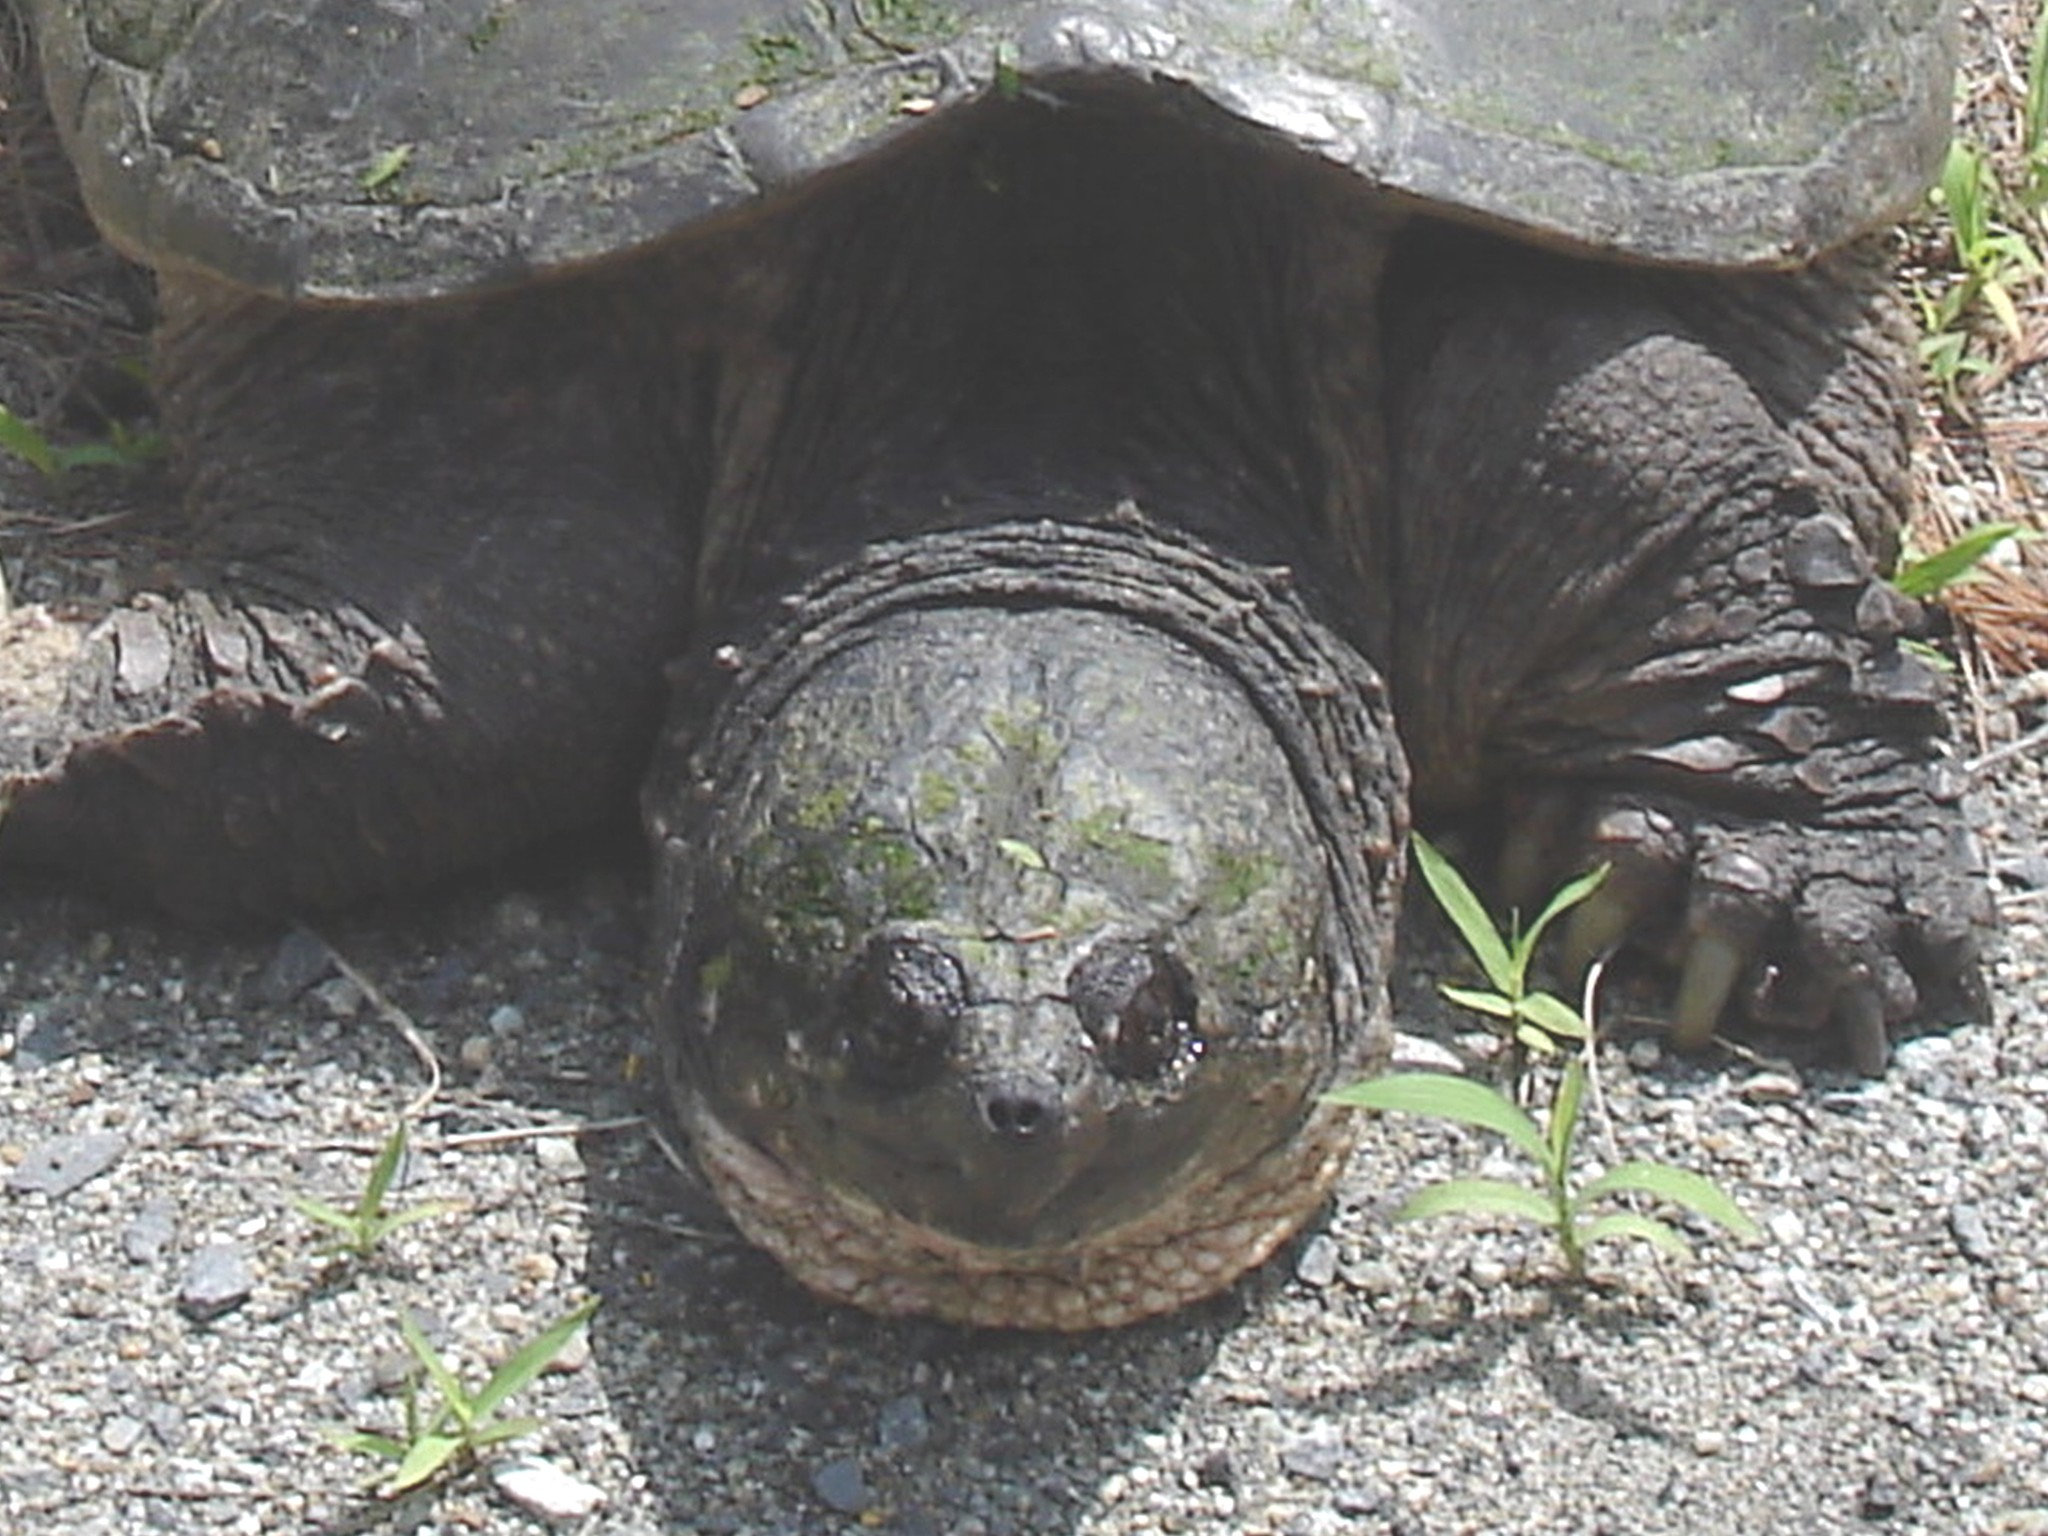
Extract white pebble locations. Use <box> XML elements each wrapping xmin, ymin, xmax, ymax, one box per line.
<box><xmin>492</xmin><ymin>1456</ymin><xmax>606</xmax><ymax>1521</ymax></box>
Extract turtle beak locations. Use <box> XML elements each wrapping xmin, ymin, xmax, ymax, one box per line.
<box><xmin>882</xmin><ymin>1000</ymin><xmax>1113</xmax><ymax>1245</ymax></box>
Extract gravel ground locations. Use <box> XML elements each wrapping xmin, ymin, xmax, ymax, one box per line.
<box><xmin>2</xmin><ymin>731</ymin><xmax>2046</xmax><ymax>1536</ymax></box>
<box><xmin>7</xmin><ymin>7</ymin><xmax>2048</xmax><ymax>1535</ymax></box>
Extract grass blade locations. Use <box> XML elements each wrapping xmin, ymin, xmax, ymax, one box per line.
<box><xmin>1545</xmin><ymin>1059</ymin><xmax>1586</xmax><ymax>1175</ymax></box>
<box><xmin>1327</xmin><ymin>1072</ymin><xmax>1548</xmax><ymax>1166</ymax></box>
<box><xmin>1578</xmin><ymin>1162</ymin><xmax>1759</xmax><ymax>1240</ymax></box>
<box><xmin>400</xmin><ymin>1313</ymin><xmax>475</xmax><ymax>1430</ymax></box>
<box><xmin>1412</xmin><ymin>835</ymin><xmax>1514</xmax><ymax>991</ymax></box>
<box><xmin>470</xmin><ymin>1296</ymin><xmax>600</xmax><ymax>1421</ymax></box>
<box><xmin>1397</xmin><ymin>1178</ymin><xmax>1555</xmax><ymax>1227</ymax></box>
<box><xmin>386</xmin><ymin>1432</ymin><xmax>464</xmax><ymax>1494</ymax></box>
<box><xmin>1576</xmin><ymin>1212</ymin><xmax>1695</xmax><ymax>1261</ymax></box>
<box><xmin>1893</xmin><ymin>522</ymin><xmax>2023</xmax><ymax>599</ymax></box>
<box><xmin>361</xmin><ymin>1122</ymin><xmax>408</xmax><ymax>1218</ymax></box>
<box><xmin>1513</xmin><ymin>863</ymin><xmax>1609</xmax><ymax>969</ymax></box>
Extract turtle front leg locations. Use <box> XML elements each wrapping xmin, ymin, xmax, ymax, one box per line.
<box><xmin>0</xmin><ymin>273</ymin><xmax>698</xmax><ymax>918</ymax></box>
<box><xmin>1384</xmin><ymin>235</ymin><xmax>1990</xmax><ymax>1069</ymax></box>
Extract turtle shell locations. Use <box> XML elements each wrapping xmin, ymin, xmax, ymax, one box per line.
<box><xmin>33</xmin><ymin>0</ymin><xmax>1953</xmax><ymax>300</ymax></box>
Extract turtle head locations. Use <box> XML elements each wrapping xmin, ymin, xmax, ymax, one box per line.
<box><xmin>650</xmin><ymin>523</ymin><xmax>1405</xmax><ymax>1327</ymax></box>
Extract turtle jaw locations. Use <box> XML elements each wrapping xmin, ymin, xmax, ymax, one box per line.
<box><xmin>682</xmin><ymin>1088</ymin><xmax>1363</xmax><ymax>1331</ymax></box>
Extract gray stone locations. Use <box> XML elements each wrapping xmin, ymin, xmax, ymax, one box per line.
<box><xmin>810</xmin><ymin>1456</ymin><xmax>872</xmax><ymax>1514</ymax></box>
<box><xmin>1295</xmin><ymin>1234</ymin><xmax>1340</xmax><ymax>1287</ymax></box>
<box><xmin>8</xmin><ymin>1131</ymin><xmax>126</xmax><ymax>1197</ymax></box>
<box><xmin>1950</xmin><ymin>1202</ymin><xmax>1996</xmax><ymax>1265</ymax></box>
<box><xmin>877</xmin><ymin>1393</ymin><xmax>931</xmax><ymax>1453</ymax></box>
<box><xmin>178</xmin><ymin>1243</ymin><xmax>255</xmax><ymax>1321</ymax></box>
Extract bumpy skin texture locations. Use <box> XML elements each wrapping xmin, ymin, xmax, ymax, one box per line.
<box><xmin>0</xmin><ymin>77</ymin><xmax>1990</xmax><ymax>1320</ymax></box>
<box><xmin>1381</xmin><ymin>232</ymin><xmax>1989</xmax><ymax>1068</ymax></box>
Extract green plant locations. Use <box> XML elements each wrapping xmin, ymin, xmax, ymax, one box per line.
<box><xmin>1892</xmin><ymin>519</ymin><xmax>2027</xmax><ymax>599</ymax></box>
<box><xmin>1328</xmin><ymin>1063</ymin><xmax>1758</xmax><ymax>1279</ymax></box>
<box><xmin>326</xmin><ymin>1297</ymin><xmax>600</xmax><ymax>1496</ymax></box>
<box><xmin>0</xmin><ymin>403</ymin><xmax>164</xmax><ymax>482</ymax></box>
<box><xmin>1410</xmin><ymin>832</ymin><xmax>1604</xmax><ymax>1056</ymax></box>
<box><xmin>1328</xmin><ymin>845</ymin><xmax>1759</xmax><ymax>1279</ymax></box>
<box><xmin>290</xmin><ymin>1121</ymin><xmax>456</xmax><ymax>1263</ymax></box>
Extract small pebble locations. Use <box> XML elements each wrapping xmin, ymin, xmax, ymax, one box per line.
<box><xmin>492</xmin><ymin>1455</ymin><xmax>606</xmax><ymax>1521</ymax></box>
<box><xmin>178</xmin><ymin>1242</ymin><xmax>255</xmax><ymax>1321</ymax></box>
<box><xmin>810</xmin><ymin>1456</ymin><xmax>872</xmax><ymax>1514</ymax></box>
<box><xmin>252</xmin><ymin>928</ymin><xmax>333</xmax><ymax>1004</ymax></box>
<box><xmin>533</xmin><ymin>1135</ymin><xmax>583</xmax><ymax>1176</ymax></box>
<box><xmin>1765</xmin><ymin>1210</ymin><xmax>1805</xmax><ymax>1247</ymax></box>
<box><xmin>1950</xmin><ymin>1201</ymin><xmax>1996</xmax><ymax>1264</ymax></box>
<box><xmin>460</xmin><ymin>1033</ymin><xmax>496</xmax><ymax>1071</ymax></box>
<box><xmin>1280</xmin><ymin>1429</ymin><xmax>1343</xmax><ymax>1483</ymax></box>
<box><xmin>1692</xmin><ymin>1429</ymin><xmax>1727</xmax><ymax>1457</ymax></box>
<box><xmin>1295</xmin><ymin>1234</ymin><xmax>1340</xmax><ymax>1287</ymax></box>
<box><xmin>488</xmin><ymin>1003</ymin><xmax>526</xmax><ymax>1035</ymax></box>
<box><xmin>122</xmin><ymin>1196</ymin><xmax>179</xmax><ymax>1264</ymax></box>
<box><xmin>1626</xmin><ymin>1039</ymin><xmax>1663</xmax><ymax>1070</ymax></box>
<box><xmin>100</xmin><ymin>1415</ymin><xmax>146</xmax><ymax>1456</ymax></box>
<box><xmin>8</xmin><ymin>1131</ymin><xmax>127</xmax><ymax>1197</ymax></box>
<box><xmin>877</xmin><ymin>1393</ymin><xmax>931</xmax><ymax>1452</ymax></box>
<box><xmin>1739</xmin><ymin>1071</ymin><xmax>1803</xmax><ymax>1104</ymax></box>
<box><xmin>1860</xmin><ymin>1468</ymin><xmax>1905</xmax><ymax>1519</ymax></box>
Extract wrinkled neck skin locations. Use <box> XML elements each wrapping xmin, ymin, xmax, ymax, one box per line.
<box><xmin>691</xmin><ymin>76</ymin><xmax>1394</xmax><ymax>647</ymax></box>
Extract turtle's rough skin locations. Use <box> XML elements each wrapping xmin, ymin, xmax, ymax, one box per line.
<box><xmin>0</xmin><ymin>1</ymin><xmax>1990</xmax><ymax>1326</ymax></box>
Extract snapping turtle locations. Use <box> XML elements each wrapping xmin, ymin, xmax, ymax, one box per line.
<box><xmin>1</xmin><ymin>0</ymin><xmax>1988</xmax><ymax>1327</ymax></box>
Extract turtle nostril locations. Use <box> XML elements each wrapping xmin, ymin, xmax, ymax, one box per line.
<box><xmin>982</xmin><ymin>1089</ymin><xmax>1057</xmax><ymax>1141</ymax></box>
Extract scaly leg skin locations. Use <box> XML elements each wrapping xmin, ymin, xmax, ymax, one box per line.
<box><xmin>1385</xmin><ymin>232</ymin><xmax>1990</xmax><ymax>1071</ymax></box>
<box><xmin>0</xmin><ymin>271</ymin><xmax>698</xmax><ymax>919</ymax></box>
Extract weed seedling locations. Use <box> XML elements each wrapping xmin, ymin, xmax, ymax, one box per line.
<box><xmin>1410</xmin><ymin>832</ymin><xmax>1604</xmax><ymax>1057</ymax></box>
<box><xmin>290</xmin><ymin>1121</ymin><xmax>456</xmax><ymax>1263</ymax></box>
<box><xmin>1329</xmin><ymin>1062</ymin><xmax>1758</xmax><ymax>1280</ymax></box>
<box><xmin>1330</xmin><ymin>843</ymin><xmax>1759</xmax><ymax>1280</ymax></box>
<box><xmin>0</xmin><ymin>403</ymin><xmax>164</xmax><ymax>483</ymax></box>
<box><xmin>326</xmin><ymin>1297</ymin><xmax>600</xmax><ymax>1496</ymax></box>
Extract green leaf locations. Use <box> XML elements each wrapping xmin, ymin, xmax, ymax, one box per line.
<box><xmin>1545</xmin><ymin>1059</ymin><xmax>1586</xmax><ymax>1175</ymax></box>
<box><xmin>1892</xmin><ymin>522</ymin><xmax>2023</xmax><ymax>599</ymax></box>
<box><xmin>466</xmin><ymin>1415</ymin><xmax>544</xmax><ymax>1450</ymax></box>
<box><xmin>1438</xmin><ymin>984</ymin><xmax>1513</xmax><ymax>1018</ymax></box>
<box><xmin>368</xmin><ymin>1200</ymin><xmax>458</xmax><ymax>1244</ymax></box>
<box><xmin>360</xmin><ymin>143</ymin><xmax>414</xmax><ymax>192</ymax></box>
<box><xmin>1326</xmin><ymin>1072</ymin><xmax>1548</xmax><ymax>1166</ymax></box>
<box><xmin>1515</xmin><ymin>1022</ymin><xmax>1561</xmax><ymax>1055</ymax></box>
<box><xmin>1514</xmin><ymin>990</ymin><xmax>1590</xmax><ymax>1041</ymax></box>
<box><xmin>470</xmin><ymin>1297</ymin><xmax>600</xmax><ymax>1421</ymax></box>
<box><xmin>386</xmin><ymin>1431</ymin><xmax>464</xmax><ymax>1494</ymax></box>
<box><xmin>1578</xmin><ymin>1161</ymin><xmax>1760</xmax><ymax>1240</ymax></box>
<box><xmin>1510</xmin><ymin>862</ymin><xmax>1609</xmax><ymax>976</ymax></box>
<box><xmin>400</xmin><ymin>1313</ymin><xmax>476</xmax><ymax>1429</ymax></box>
<box><xmin>289</xmin><ymin>1195</ymin><xmax>358</xmax><ymax>1232</ymax></box>
<box><xmin>994</xmin><ymin>837</ymin><xmax>1048</xmax><ymax>873</ymax></box>
<box><xmin>321</xmin><ymin>1426</ymin><xmax>407</xmax><ymax>1460</ymax></box>
<box><xmin>361</xmin><ymin>1122</ymin><xmax>408</xmax><ymax>1219</ymax></box>
<box><xmin>1575</xmin><ymin>1212</ymin><xmax>1695</xmax><ymax>1261</ymax></box>
<box><xmin>1396</xmin><ymin>1178</ymin><xmax>1556</xmax><ymax>1228</ymax></box>
<box><xmin>0</xmin><ymin>405</ymin><xmax>59</xmax><ymax>478</ymax></box>
<box><xmin>1412</xmin><ymin>835</ymin><xmax>1513</xmax><ymax>992</ymax></box>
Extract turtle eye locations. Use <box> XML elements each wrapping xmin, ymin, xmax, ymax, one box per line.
<box><xmin>839</xmin><ymin>937</ymin><xmax>964</xmax><ymax>1091</ymax></box>
<box><xmin>1069</xmin><ymin>941</ymin><xmax>1198</xmax><ymax>1079</ymax></box>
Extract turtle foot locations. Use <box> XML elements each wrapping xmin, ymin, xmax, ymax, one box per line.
<box><xmin>1503</xmin><ymin>783</ymin><xmax>1992</xmax><ymax>1074</ymax></box>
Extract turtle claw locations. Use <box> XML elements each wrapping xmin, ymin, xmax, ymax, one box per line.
<box><xmin>1494</xmin><ymin>781</ymin><xmax>1989</xmax><ymax>1070</ymax></box>
<box><xmin>1670</xmin><ymin>929</ymin><xmax>1751</xmax><ymax>1051</ymax></box>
